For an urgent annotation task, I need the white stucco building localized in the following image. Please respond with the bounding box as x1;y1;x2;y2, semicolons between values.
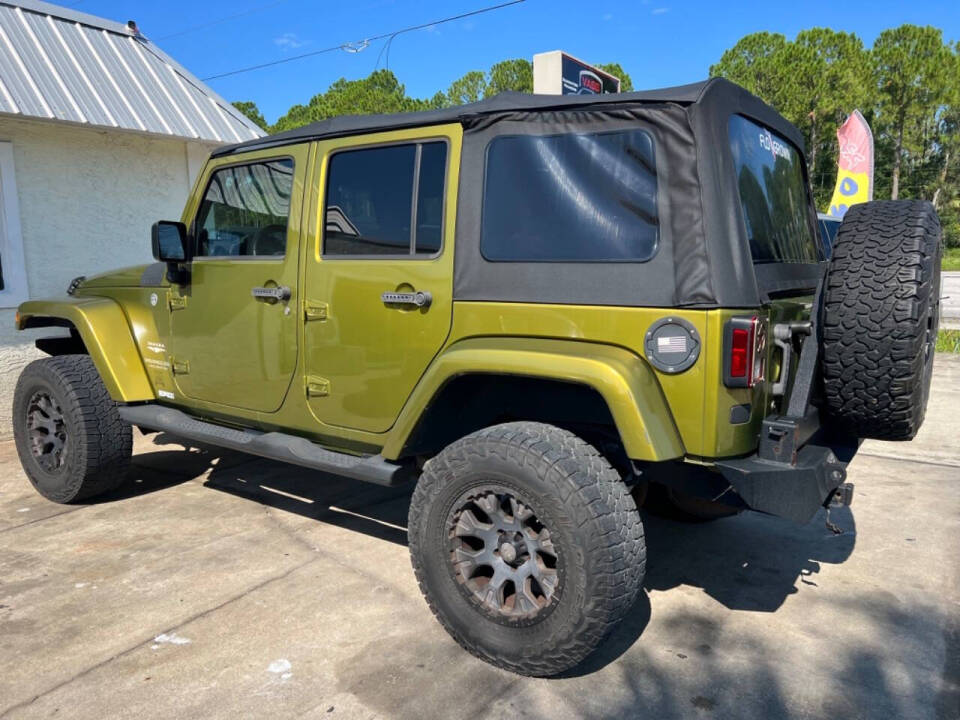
0;0;265;436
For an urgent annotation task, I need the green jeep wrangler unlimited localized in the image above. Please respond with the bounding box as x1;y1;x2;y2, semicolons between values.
13;79;941;677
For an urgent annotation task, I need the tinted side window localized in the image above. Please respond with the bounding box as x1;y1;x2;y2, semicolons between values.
196;159;293;257
728;115;819;264
415;143;446;255
324;141;447;257
481;130;658;262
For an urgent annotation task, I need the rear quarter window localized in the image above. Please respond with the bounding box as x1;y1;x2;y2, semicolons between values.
729;115;819;264
480;129;659;262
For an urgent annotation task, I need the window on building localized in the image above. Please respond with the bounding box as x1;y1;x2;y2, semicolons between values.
324;141;448;257
195;159;294;257
0;142;28;308
480;129;659;262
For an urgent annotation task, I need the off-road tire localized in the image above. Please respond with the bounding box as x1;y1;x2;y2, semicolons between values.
13;355;132;503
408;422;645;677
821;200;942;440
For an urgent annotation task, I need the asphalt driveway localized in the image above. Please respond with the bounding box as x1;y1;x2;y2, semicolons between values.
1;357;958;720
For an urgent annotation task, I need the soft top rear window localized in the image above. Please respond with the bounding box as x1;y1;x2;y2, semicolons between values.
729;115;819;264
480;129;658;262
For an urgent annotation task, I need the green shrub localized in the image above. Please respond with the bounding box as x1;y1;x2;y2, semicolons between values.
936;329;960;353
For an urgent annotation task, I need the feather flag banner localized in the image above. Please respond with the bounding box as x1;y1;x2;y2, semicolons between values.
827;110;874;218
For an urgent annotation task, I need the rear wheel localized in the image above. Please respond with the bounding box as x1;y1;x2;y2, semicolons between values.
821;200;942;440
408;422;645;676
13;355;132;503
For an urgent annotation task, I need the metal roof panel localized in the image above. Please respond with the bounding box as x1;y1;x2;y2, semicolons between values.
0;20;48;116
28;14;106;125
0;0;265;142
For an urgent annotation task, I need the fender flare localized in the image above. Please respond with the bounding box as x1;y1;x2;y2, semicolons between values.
17;298;154;402
382;337;685;462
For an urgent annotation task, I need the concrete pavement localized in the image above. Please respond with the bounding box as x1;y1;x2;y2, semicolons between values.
942;271;960;330
1;357;958;719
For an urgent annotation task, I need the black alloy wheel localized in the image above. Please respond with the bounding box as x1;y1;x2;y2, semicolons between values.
448;486;561;625
25;391;68;473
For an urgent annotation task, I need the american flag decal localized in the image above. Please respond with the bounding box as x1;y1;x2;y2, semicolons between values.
657;336;687;353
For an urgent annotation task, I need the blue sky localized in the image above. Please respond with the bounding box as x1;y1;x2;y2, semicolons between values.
66;0;960;124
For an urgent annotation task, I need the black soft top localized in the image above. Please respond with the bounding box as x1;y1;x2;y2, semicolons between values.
212;78;802;158
212;77;819;308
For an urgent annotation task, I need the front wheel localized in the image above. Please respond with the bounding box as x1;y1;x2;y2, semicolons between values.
408;422;645;676
13;355;132;503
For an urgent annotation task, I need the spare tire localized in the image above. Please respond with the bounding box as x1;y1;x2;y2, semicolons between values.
821;200;942;440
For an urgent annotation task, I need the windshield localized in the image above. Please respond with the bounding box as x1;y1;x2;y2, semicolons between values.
728;115;819;264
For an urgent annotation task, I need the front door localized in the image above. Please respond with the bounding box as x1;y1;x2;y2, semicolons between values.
170;146;309;413
304;127;460;433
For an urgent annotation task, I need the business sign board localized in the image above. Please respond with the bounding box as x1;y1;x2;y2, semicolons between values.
533;51;621;96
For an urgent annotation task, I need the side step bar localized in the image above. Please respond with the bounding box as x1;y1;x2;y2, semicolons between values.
118;405;415;487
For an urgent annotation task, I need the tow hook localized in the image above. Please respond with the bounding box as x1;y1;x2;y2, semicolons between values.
827;482;855;508
823;482;855;535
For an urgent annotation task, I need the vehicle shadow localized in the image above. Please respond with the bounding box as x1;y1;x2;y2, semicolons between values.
566;504;857;676
88;433;237;503
643;504;857;611
135;432;414;545
118;434;858;677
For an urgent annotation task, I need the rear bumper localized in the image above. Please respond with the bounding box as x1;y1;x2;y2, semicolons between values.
713;279;863;524
715;428;858;524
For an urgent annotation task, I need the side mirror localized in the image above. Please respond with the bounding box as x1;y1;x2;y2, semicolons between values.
151;221;188;262
151;221;189;284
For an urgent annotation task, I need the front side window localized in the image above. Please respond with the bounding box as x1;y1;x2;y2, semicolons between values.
195;159;294;257
480;129;659;262
728;115;819;264
324;141;448;257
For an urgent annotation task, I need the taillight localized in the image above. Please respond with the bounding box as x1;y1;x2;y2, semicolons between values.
730;327;750;379
724;316;765;388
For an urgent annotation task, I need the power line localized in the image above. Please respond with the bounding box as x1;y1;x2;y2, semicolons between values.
156;0;290;41
200;0;525;81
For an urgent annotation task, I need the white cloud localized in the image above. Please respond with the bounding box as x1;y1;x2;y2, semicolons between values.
602;12;613;20
652;7;670;14
274;32;307;50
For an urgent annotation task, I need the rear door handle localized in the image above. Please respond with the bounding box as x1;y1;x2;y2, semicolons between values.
382;290;432;308
252;286;291;302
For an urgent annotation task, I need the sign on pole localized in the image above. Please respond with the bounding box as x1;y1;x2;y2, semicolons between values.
533;51;621;95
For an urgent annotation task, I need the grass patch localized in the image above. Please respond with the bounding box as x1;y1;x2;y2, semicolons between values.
944;247;960;271
937;329;960;353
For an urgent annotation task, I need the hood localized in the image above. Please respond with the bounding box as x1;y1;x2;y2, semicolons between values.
75;263;167;290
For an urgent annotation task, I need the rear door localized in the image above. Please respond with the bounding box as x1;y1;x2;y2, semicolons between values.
303;126;460;433
170;146;309;412
727;114;822;409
